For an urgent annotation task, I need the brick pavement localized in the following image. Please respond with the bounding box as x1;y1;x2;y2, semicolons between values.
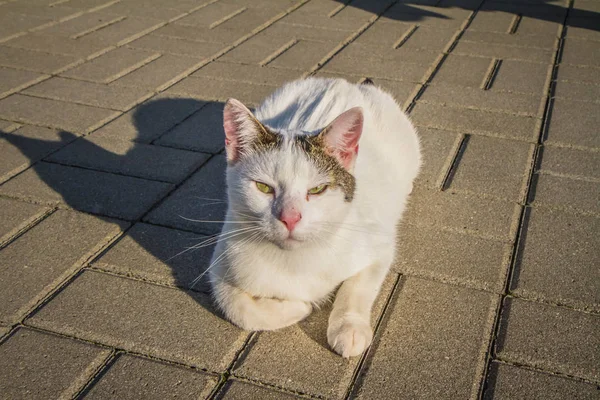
0;0;598;399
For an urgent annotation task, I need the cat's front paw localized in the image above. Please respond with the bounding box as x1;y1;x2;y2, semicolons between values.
327;315;373;358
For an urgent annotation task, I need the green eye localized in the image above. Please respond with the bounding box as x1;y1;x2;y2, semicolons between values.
308;184;328;195
256;182;274;194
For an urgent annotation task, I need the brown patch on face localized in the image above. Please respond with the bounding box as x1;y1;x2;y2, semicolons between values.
249;118;282;152
295;132;356;202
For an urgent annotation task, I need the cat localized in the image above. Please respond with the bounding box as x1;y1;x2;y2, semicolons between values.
207;77;421;357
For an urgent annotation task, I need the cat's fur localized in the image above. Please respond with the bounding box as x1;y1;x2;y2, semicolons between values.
208;77;421;357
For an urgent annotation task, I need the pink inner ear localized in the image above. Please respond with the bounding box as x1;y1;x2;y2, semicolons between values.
322;107;363;169
223;98;252;163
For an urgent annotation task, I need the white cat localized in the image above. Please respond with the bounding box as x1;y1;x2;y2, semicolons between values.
208;77;421;357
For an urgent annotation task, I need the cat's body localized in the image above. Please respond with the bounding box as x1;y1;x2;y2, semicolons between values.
209;78;420;357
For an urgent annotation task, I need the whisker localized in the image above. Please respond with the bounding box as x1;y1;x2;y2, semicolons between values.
166;226;260;261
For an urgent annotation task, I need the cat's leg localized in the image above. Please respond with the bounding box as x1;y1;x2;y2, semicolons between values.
211;276;312;331
327;256;390;358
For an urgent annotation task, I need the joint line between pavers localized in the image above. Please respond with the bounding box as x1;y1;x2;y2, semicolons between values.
328;1;349;18
259;39;299;67
227;369;327;400
493;357;600;386
480;58;502;91
437;133;468;191
0;206;56;251
209;7;248;30
71;16;128;39
507;14;522;35
60;348;116;400
392;25;418;49
475;1;574;397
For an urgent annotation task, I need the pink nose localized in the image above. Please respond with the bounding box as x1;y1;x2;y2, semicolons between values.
279;209;302;232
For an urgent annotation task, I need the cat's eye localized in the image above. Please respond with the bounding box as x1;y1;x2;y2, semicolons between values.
308;184;328;195
255;182;274;194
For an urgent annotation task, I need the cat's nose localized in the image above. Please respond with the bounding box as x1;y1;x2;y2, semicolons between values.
279;209;302;232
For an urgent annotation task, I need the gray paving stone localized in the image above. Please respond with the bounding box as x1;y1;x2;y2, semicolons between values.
556;64;600;85
192;61;302;86
34;11;125;38
264;21;352;43
216;380;302;399
355;21;456;52
0;125;77;182
0;46;80;74
232;274;397;399
554;79;600;103
430;54;492;87
413;127;460;187
0;12;53;42
0;162;172;220
145;155;227;234
60;47;160;83
539;145;599;180
0;209;125;324
410;102;540;142
460;31;557;49
468;11;562;36
373;79;420;109
545;98;600;149
497;298;599;381
167;76;276;107
561;38;600;66
0;94;118;133
480;0;567;16
110;54;205;90
154;102;225;153
0;67;48;98
383;3;472;28
92;94;205;143
46;136;209;183
84;354;217;400
4;33;110;58
395;223;511;292
0;2;80;20
0;327;110;400
484;362;600;400
419;84;544;117
267;40;340;71
100;1;186;20
152;22;244;44
127;34;226;57
23;77;152;111
448;136;533;201
565;18;600;41
529;172;600;214
335;43;441;67
322;53;431;83
27;270;248;371
452;41;554;63
0;197;48;245
355;278;494;400
281;2;371;31
403;185;520;241
93;222;213;293
219;32;299;65
175;1;249;27
78;16;164;46
512;207;599;312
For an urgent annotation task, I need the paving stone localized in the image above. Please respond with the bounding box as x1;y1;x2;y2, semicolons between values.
483;362;600;400
60;47;160;83
84;354;217;400
27;270;248;371
34;11;125;38
47;136;209;183
0;327;110;400
496;298;599;381
565;18;600;41
232;274;396;399
413;127;460;187
355;278;494;400
127;34;226;57
539;145;599;179
92;94;205;143
0;67;48;98
374;79;420;108
264;21;352;43
0;2;80;20
460;31;557;49
0;125;77;182
512;208;599;312
335;43;441;67
281;3;371;31
219;32;299;65
176;1;248;27
152;22;244;44
155;102;225;153
267;40;340;71
0;46;80;74
79;16;164;45
545;98;600;149
145;155;227;234
419;84;544;117
383;3;472;28
529;172;600;214
100;2;186;20
561;38;600;66
0;209;125;324
448;136;533;200
93;222;214;292
111;54;205;90
410;102;540;142
395;223;511;292
355;21;456;52
23;77;152;111
167;77;276;107
216;380;302;399
430;54;492;87
553;79;600;103
403;185;520;241
0;12;54;42
0;162;172;220
192;61;301;86
0;94;118;133
468;11;562;36
480;0;568;16
0;197;48;244
452;41;554;63
3;33;110;58
556;64;600;84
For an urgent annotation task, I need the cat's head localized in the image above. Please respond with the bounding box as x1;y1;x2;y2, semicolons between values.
222;98;363;250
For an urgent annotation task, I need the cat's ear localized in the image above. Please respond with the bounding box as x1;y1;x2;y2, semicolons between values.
319;107;363;170
223;98;260;163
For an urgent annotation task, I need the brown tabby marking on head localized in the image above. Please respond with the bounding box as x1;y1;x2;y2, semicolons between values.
250;118;282;152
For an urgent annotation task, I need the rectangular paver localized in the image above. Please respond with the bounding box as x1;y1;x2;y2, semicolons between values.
27;270;248;371
0;197;48;245
192;61;302;87
216;380;302;399
544;98;600;148
0;209;125;324
0;46;80;74
127;34;225;57
529;173;600;214
413;127;460;188
0;67;48;98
